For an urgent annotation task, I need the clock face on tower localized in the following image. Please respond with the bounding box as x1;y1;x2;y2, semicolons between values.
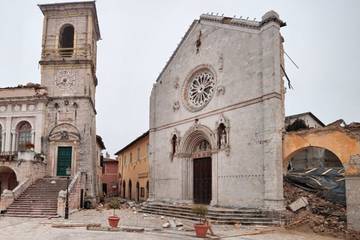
55;70;76;89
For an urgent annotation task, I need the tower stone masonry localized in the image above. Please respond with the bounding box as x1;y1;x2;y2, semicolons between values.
39;2;101;203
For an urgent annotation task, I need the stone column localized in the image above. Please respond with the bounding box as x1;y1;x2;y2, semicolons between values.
346;175;360;231
11;132;16;152
4;117;12;152
210;153;218;206
1;132;5;152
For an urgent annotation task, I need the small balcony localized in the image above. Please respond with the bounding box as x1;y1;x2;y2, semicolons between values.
41;47;92;60
0;152;17;162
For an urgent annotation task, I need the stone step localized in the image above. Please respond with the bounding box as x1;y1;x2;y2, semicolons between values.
140;207;267;218
141;205;268;217
140;209;280;225
4;213;58;218
4;177;68;218
140;208;275;222
7;206;57;210
5;210;57;215
144;203;264;213
140;203;283;226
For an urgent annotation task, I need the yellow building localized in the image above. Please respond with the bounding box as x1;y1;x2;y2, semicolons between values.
115;131;149;202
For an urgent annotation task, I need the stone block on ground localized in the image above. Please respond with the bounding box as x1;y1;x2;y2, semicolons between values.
288;197;308;212
169;219;176;228
162;222;170;228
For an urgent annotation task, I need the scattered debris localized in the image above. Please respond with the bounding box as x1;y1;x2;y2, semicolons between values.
234;223;241;229
169;219;177;228
284;181;360;239
162;222;170;228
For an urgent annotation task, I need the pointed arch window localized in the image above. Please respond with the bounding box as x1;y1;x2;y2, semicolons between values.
171;135;177;157
16;121;32;151
59;24;75;57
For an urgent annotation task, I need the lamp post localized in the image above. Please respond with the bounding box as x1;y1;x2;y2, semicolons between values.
65;167;71;219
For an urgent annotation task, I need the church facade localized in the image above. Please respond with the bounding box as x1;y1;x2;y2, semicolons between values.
0;2;101;205
149;11;286;210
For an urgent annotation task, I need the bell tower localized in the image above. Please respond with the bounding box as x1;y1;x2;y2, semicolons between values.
38;1;101;204
39;1;100;99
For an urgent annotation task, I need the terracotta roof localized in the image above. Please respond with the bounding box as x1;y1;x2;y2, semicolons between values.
286;112;325;127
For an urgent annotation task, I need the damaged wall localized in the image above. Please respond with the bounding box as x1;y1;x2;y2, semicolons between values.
283;126;360;231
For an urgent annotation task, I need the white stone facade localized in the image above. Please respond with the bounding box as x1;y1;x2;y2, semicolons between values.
149;11;286;210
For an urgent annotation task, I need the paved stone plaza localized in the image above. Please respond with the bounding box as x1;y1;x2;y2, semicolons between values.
0;209;340;240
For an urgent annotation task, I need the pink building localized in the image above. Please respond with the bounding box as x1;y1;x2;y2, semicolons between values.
101;158;119;197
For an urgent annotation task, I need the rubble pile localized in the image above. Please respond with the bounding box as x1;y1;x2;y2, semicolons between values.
284;182;359;239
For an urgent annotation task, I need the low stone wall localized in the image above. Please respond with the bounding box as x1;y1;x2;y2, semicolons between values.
57;172;86;216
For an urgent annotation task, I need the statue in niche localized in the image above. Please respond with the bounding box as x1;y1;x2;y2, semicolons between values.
217;123;227;148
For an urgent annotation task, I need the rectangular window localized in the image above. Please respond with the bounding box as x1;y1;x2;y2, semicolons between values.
137;147;140;161
147;143;150;159
140;187;145;198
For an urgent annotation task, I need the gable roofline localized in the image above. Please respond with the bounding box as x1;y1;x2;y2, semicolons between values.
286;112;325;127
154;12;285;84
115;131;149;156
155;20;198;83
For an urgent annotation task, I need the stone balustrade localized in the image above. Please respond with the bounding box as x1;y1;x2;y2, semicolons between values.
57;171;86;217
0;178;31;211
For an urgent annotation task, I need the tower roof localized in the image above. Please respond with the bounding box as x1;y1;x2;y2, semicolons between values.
38;1;101;40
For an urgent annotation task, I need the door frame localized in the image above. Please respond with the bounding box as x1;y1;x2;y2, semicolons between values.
56;146;73;176
52;143;77;177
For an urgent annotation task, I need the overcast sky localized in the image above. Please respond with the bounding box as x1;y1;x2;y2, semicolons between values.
0;0;359;155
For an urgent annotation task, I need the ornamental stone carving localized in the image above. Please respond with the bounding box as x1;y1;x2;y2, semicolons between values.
55;70;76;89
215;114;230;154
48;123;80;142
173;101;180;112
216;85;225;96
182;67;216;112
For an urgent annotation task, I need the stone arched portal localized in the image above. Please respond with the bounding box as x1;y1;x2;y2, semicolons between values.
176;124;217;205
283;126;360;231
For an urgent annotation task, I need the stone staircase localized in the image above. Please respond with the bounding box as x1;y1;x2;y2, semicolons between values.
4;177;68;218
140;202;284;225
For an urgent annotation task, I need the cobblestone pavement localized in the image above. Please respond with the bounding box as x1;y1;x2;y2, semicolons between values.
0;209;340;240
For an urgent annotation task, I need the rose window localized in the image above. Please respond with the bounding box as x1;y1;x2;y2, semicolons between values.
185;70;215;111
